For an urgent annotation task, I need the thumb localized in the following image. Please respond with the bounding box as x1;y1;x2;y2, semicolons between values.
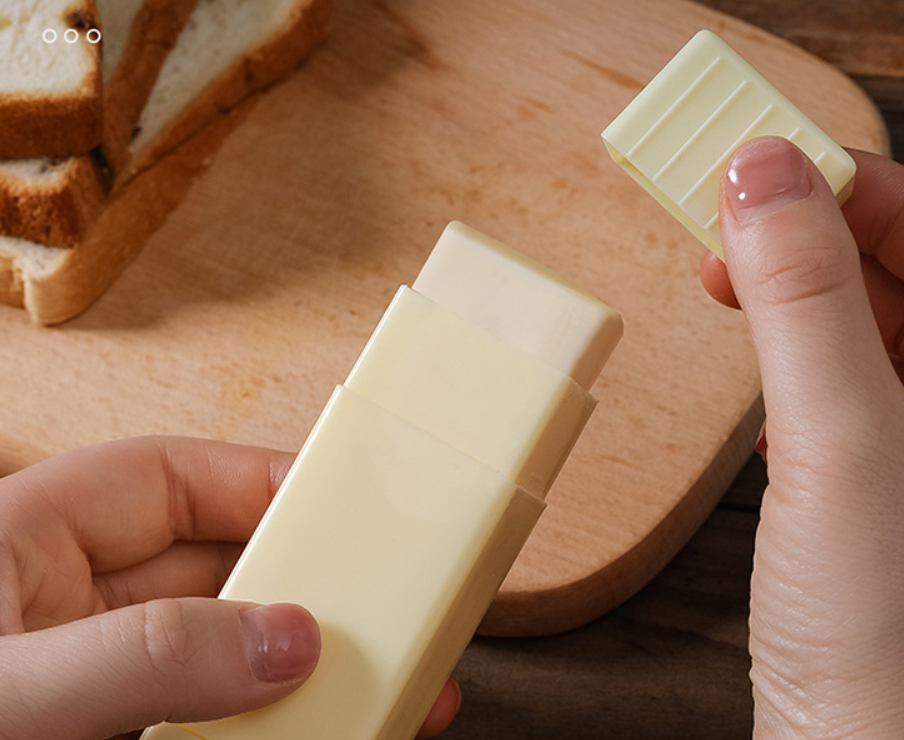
0;599;320;740
719;137;897;459
722;139;904;739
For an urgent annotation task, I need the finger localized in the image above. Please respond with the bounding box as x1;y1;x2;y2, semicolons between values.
861;252;904;356
705;151;904;332
843;150;904;356
719;137;900;450
843;148;904;272
2;436;295;572
0;599;320;740
94;541;245;610
727;140;904;738
754;419;768;463
699;249;740;308
12;540;248;633
416;677;462;738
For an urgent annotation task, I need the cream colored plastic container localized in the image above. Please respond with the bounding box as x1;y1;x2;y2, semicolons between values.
602;30;856;258
141;222;622;740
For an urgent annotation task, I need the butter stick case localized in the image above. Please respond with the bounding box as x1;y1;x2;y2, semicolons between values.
141;222;622;740
602;30;856;258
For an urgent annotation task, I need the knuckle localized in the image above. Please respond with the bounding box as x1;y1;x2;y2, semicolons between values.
753;240;850;308
137;599;197;679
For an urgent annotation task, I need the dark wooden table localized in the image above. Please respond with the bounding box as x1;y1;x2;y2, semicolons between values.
446;451;765;739
445;4;903;736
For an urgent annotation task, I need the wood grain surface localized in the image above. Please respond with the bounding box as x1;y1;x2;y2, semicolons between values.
694;0;904;78
444;454;768;739
0;0;888;636
445;7;903;737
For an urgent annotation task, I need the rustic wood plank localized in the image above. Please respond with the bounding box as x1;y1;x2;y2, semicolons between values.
446;502;758;738
694;0;904;78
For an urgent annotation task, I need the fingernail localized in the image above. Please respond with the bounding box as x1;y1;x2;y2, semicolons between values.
240;603;321;683
725;138;811;222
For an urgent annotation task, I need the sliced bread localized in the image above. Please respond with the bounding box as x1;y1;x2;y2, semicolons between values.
0;0;102;157
0;0;198;248
98;0;200;172
0;110;237;319
124;0;334;180
0;0;332;324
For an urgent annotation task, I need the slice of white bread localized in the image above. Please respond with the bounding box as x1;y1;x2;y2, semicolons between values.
123;0;333;180
99;0;201;171
0;0;102;157
0;109;239;317
0;0;198;248
0;0;332;324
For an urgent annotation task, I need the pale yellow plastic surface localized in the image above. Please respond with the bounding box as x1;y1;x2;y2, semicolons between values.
146;388;544;740
413;222;623;390
601;30;856;258
141;222;622;740
346;287;596;497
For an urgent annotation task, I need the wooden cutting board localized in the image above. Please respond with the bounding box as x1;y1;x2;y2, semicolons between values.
0;0;887;636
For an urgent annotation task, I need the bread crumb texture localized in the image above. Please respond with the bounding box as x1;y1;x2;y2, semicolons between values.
0;0;98;94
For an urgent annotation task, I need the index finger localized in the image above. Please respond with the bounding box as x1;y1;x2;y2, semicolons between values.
843;148;904;274
0;436;294;572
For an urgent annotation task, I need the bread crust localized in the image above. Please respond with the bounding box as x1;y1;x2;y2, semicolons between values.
0;0;333;324
0;250;24;306
0;1;103;158
123;0;333;182
0;156;107;248
0;0;198;247
102;0;201;173
0;103;248;322
0;94;103;158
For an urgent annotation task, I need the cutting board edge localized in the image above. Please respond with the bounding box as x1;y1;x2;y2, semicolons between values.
479;391;765;637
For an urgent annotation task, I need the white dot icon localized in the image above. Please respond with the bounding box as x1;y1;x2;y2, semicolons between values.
42;26;102;43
